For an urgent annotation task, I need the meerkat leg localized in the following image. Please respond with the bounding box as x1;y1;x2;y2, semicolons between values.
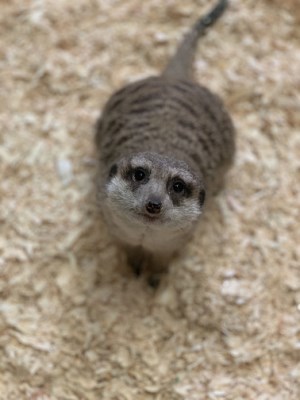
145;253;172;288
125;246;147;277
125;247;171;287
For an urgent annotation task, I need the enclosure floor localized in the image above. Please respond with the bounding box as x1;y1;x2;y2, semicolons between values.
1;0;299;399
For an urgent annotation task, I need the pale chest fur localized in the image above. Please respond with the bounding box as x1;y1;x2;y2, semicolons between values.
102;202;191;255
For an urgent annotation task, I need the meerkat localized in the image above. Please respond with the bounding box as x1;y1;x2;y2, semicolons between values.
95;0;235;286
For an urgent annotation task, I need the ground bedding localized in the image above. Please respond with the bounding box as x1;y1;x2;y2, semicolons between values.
0;0;299;399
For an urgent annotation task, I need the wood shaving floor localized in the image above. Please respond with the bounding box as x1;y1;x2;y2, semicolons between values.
0;0;299;399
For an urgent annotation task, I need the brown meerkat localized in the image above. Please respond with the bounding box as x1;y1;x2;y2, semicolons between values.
95;0;235;286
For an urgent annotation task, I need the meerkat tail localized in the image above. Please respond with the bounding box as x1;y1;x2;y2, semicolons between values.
162;0;228;81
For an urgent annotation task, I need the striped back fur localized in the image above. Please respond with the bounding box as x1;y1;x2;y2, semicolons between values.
96;75;234;193
96;0;234;194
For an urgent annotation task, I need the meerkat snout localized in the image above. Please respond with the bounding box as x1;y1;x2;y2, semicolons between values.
145;198;162;215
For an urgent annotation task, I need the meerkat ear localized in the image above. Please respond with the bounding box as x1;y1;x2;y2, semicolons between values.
108;164;118;178
199;188;206;207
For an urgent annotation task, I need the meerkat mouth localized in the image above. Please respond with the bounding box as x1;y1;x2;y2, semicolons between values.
138;212;162;223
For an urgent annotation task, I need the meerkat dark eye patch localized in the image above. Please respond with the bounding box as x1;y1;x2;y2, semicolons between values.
133;168;146;182
123;166;150;186
199;188;206;207
168;177;192;206
168;177;192;196
108;164;118;178
172;180;186;194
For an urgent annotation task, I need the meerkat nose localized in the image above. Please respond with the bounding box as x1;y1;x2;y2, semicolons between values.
146;200;162;215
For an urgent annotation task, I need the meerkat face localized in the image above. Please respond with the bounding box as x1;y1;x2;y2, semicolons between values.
104;152;205;232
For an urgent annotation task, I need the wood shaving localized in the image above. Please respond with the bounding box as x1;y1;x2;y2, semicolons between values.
0;0;299;399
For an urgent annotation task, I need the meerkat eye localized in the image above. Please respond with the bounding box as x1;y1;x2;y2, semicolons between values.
133;168;146;182
172;180;186;194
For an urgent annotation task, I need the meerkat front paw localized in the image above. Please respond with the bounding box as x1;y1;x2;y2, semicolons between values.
125;246;147;277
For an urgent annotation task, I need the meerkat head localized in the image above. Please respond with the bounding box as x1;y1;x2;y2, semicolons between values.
104;152;205;231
